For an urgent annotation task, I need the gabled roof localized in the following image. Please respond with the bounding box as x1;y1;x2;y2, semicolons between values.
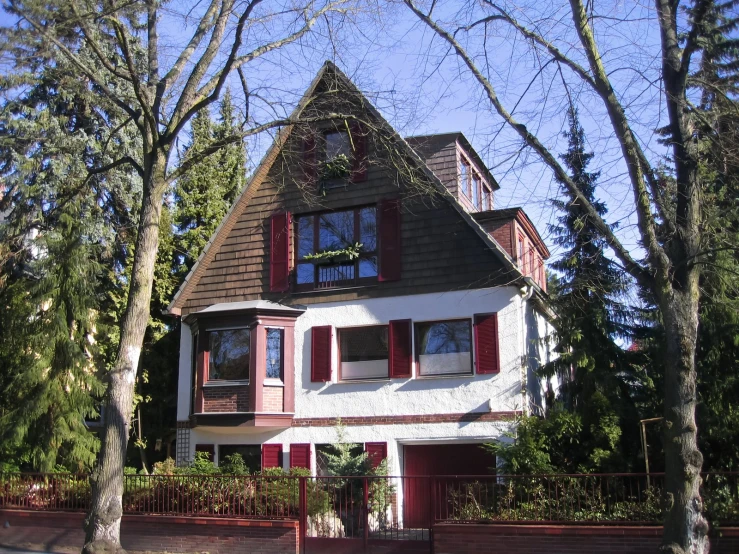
166;61;544;316
406;133;500;191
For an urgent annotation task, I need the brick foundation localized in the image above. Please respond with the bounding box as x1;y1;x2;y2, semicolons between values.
0;510;298;554
433;523;739;554
202;385;249;412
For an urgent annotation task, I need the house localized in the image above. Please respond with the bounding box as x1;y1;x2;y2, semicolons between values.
166;63;554;519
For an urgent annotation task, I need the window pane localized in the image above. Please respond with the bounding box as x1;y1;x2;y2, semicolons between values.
219;445;261;473
359;207;376;251
266;328;283;379
297;263;314;285
325;131;351;160
459;161;469;196
209;329;250;380
359;257;378;278
472;174;481;209
340;326;388;380
297;215;315;259
483;189;491;210
319;211;355;251
416;320;472;376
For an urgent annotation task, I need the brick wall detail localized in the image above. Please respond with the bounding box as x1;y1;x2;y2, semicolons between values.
433;524;739;554
0;510;298;554
263;385;284;412
202;385;249;413
292;411;519;427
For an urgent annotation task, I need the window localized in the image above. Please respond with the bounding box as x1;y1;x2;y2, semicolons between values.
529;249;535;277
266;328;283;380
472;173;481;210
518;235;525;267
325;131;351;161
483;188;492;210
339;325;389;380
219;445;261;472
208;329;250;381
295;206;377;290
459;159;470;197
415;319;473;376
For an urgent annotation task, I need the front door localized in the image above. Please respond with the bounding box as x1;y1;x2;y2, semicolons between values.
402;443;495;528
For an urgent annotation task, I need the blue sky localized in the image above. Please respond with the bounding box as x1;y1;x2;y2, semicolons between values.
1;0;672;272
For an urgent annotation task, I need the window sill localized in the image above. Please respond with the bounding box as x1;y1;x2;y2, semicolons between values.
203;380;250;387
335;378;391;384
293;284;378;295
264;379;285;387
415;373;475;380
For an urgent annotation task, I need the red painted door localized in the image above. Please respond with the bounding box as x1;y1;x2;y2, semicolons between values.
403;444;495;528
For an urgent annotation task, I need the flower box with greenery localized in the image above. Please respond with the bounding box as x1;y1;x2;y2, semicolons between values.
303;242;363;265
318;153;352;194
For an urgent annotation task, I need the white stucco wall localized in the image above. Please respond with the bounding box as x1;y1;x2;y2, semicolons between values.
176;286;555;471
291;287;525;418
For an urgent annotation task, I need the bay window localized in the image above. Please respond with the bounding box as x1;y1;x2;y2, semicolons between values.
266;328;283;380
415;319;473;376
208;328;250;381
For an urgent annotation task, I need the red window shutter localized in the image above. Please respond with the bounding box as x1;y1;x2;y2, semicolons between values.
350;121;367;182
195;444;215;462
365;442;387;469
310;326;332;382
270;212;291;292
303;133;317;187
389;319;412;378
262;444;283;469
378;199;401;282
474;313;500;374
290;444;311;469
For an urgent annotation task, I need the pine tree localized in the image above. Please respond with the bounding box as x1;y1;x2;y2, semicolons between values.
538;106;647;471
172;90;247;279
0;48;141;472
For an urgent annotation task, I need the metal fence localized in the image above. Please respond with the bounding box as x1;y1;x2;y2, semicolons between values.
1;472;737;528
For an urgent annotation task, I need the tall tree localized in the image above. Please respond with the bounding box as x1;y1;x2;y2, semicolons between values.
172;90;247;279
2;1;347;549
0;46;141;472
542;106;646;471
403;0;737;550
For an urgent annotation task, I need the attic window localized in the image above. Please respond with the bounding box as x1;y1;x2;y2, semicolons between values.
325;131;351;161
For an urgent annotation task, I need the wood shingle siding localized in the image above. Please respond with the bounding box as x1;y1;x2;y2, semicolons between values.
172;63;521;316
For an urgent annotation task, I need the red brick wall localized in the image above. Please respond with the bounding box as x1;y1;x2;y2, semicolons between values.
0;510;298;554
433;523;739;554
263;385;284;412
203;385;249;412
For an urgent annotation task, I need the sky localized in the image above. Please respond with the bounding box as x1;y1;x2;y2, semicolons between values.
0;0;675;274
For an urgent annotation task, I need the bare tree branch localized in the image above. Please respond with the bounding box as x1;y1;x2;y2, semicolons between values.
404;0;653;288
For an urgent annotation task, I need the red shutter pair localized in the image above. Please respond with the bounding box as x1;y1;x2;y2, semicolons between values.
310;320;412;382
302;124;368;186
270;200;401;293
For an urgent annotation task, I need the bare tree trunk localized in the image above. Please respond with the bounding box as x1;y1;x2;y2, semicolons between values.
83;151;168;554
659;286;709;554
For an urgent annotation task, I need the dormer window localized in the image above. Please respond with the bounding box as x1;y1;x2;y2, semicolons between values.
472;173;481;210
459;160;470;197
295;206;378;290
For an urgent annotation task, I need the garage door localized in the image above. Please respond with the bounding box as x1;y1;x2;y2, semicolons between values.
403;443;496;528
